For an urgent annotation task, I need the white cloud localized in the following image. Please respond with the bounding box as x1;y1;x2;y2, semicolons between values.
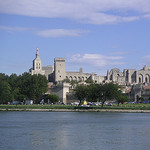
68;53;124;68
36;29;89;37
0;0;150;24
0;26;31;32
144;14;150;18
0;25;88;37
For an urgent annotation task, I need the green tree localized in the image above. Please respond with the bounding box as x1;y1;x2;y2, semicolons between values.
139;97;144;103
98;82;119;108
45;94;59;104
0;73;9;81
8;73;21;101
85;79;94;84
74;84;87;104
0;80;12;104
19;73;48;101
115;91;130;106
86;84;99;102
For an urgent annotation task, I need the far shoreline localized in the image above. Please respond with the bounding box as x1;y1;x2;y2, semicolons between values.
1;108;150;113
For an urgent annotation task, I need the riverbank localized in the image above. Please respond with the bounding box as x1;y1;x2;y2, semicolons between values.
1;104;150;113
1;108;150;113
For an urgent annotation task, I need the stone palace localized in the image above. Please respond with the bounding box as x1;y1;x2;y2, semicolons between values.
30;48;150;85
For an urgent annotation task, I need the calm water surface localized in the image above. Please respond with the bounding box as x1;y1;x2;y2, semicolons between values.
0;111;150;150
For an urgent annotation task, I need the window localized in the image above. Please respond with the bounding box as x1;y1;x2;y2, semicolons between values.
145;77;148;83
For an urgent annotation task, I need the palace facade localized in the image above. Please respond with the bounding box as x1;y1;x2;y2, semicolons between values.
30;48;150;85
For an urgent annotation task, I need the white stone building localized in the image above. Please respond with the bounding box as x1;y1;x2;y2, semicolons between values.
30;48;150;85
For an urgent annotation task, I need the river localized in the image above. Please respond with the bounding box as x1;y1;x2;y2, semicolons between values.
0;111;150;150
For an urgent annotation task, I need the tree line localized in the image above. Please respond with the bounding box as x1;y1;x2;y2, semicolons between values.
0;73;48;104
74;82;130;107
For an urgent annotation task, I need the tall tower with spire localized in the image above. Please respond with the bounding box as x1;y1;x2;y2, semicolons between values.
30;48;45;75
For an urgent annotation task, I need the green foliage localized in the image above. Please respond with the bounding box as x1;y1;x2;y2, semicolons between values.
19;73;48;100
74;82;121;107
74;84;88;104
85;79;94;84
45;94;59;103
0;72;48;103
70;80;78;87
98;83;120;107
62;78;70;83
139;97;145;103
115;92;130;105
86;84;99;102
0;80;13;104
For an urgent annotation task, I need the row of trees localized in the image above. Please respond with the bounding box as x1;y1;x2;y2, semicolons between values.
74;82;130;107
0;73;48;104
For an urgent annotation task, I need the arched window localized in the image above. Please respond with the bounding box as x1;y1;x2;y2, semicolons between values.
74;76;77;81
145;77;148;83
139;74;143;83
145;74;150;83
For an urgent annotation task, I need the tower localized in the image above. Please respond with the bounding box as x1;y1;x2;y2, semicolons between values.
33;48;42;71
54;58;65;82
30;48;45;75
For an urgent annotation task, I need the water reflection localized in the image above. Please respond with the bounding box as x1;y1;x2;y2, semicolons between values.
0;112;150;150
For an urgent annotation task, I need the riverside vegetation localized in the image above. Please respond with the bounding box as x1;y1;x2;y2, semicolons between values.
1;73;149;111
1;103;150;110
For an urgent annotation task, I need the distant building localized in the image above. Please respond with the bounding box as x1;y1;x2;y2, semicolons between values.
125;84;150;102
30;48;150;85
29;48;150;103
106;66;150;85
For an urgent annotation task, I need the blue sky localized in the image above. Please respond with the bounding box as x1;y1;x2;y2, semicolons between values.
0;0;150;76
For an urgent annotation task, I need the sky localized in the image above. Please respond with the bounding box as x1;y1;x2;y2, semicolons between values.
0;0;150;76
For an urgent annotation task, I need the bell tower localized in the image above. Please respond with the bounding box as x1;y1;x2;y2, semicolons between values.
33;48;42;71
30;48;45;75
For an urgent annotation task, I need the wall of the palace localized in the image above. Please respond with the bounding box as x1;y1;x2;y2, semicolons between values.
129;84;150;102
65;71;91;82
107;67;150;85
49;83;70;104
136;70;150;84
42;66;53;80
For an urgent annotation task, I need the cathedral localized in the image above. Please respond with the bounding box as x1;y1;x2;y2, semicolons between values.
30;48;150;85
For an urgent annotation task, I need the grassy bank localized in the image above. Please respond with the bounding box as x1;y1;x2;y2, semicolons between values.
1;103;150;110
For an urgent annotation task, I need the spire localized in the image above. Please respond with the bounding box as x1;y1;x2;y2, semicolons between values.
36;48;39;58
